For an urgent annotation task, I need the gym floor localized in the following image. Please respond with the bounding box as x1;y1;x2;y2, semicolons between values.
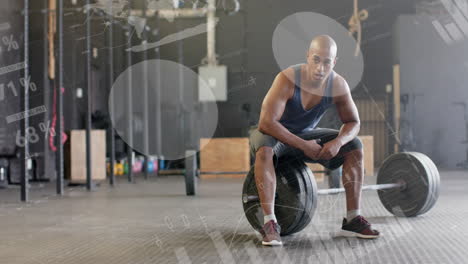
1;171;467;264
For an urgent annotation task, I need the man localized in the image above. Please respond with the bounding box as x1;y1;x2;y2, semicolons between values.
250;35;380;246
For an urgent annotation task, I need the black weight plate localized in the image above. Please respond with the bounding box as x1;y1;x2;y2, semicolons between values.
285;162;310;234
288;162;318;234
275;160;308;234
377;152;439;217
412;152;440;215
185;150;197;196
242;159;309;236
377;152;428;216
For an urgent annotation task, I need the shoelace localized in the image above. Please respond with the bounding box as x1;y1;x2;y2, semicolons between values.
264;222;280;235
357;217;371;228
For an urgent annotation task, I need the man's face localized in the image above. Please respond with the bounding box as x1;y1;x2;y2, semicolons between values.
306;48;336;82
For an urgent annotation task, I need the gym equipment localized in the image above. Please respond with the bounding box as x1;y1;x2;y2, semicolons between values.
376;152;439;217
132;157;144;173
185;150;197;196
242;152;440;236
181;148;341;198
159;158;166;170
150;157;159;174
107;8;116;186
242;159;317;235
115;162;124;176
146;159;155;173
123;160;129;175
0;158;9;188
107;159;118;175
160;169;248;176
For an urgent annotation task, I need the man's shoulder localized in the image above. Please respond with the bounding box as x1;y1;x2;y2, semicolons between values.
331;71;350;97
279;67;294;80
331;71;345;85
274;67;295;87
277;64;304;84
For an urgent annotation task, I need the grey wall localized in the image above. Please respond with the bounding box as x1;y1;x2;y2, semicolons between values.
394;15;468;168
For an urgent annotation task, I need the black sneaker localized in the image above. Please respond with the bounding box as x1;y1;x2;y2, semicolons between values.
339;215;380;239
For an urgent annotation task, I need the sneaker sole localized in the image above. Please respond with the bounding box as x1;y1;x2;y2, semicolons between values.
262;240;283;246
339;230;380;239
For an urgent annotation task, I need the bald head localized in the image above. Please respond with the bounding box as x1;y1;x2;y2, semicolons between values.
309;35;337;58
305;35;337;82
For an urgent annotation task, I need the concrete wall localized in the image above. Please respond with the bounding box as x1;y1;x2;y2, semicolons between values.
394;15;468;168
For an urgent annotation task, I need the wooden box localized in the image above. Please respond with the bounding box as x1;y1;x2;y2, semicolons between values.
359;135;374;177
66;130;106;183
200;138;250;179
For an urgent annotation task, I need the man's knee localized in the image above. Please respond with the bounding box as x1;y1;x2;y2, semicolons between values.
344;148;364;163
256;146;274;162
349;137;363;150
341;137;363;155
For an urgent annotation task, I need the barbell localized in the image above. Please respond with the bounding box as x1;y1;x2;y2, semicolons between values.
183;151;354;196
242;152;440;236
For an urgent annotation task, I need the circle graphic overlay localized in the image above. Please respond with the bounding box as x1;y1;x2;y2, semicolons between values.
272;12;364;94
109;59;219;160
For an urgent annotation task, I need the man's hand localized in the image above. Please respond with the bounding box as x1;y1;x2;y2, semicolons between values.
302;139;323;160
317;139;342;160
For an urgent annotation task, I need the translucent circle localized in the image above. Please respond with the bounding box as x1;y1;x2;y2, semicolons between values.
272;12;364;93
109;59;219;160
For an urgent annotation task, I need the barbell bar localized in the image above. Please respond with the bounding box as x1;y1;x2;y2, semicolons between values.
242;182;404;203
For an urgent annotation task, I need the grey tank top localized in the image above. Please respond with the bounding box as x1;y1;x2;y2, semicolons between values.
279;64;334;133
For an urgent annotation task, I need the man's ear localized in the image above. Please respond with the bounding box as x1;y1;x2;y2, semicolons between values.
333;56;338;66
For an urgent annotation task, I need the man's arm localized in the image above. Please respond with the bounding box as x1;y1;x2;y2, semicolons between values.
332;76;361;147
317;75;360;160
258;70;309;151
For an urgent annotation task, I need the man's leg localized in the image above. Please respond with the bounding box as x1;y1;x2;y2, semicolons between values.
342;149;364;216
254;146;282;246
254;146;276;217
295;128;379;238
339;147;380;238
249;128;282;246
